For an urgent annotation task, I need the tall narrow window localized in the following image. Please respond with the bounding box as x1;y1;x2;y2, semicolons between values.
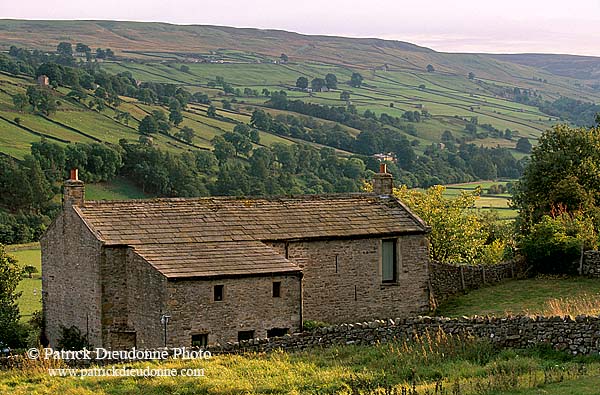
382;239;397;283
273;281;281;298
214;284;224;301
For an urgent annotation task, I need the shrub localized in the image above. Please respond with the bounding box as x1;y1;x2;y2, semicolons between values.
520;211;597;274
57;325;91;350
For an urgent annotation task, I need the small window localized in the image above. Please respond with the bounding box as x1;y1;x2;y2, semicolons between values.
238;330;255;342
191;334;208;347
382;239;397;283
267;328;289;338
273;281;281;298
214;284;224;301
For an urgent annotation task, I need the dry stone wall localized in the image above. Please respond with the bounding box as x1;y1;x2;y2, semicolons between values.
582;251;600;277
428;259;528;306
213;315;600;356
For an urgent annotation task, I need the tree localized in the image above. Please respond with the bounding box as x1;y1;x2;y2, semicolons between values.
262;88;270;97
169;109;184;126
296;76;309;90
513;124;600;222
426;64;435;72
95;48;106;59
57;42;73;57
516;137;532;153
0;245;22;347
325;73;338;89
280;53;288;63
12;93;28;112
211;135;235;164
340;91;351;102
22;265;38;279
350;72;363;88
224;131;253;157
138;115;158;135
394;185;504;264
468;72;475;80
207;105;217;118
75;43;90;53
175;126;195;144
311;78;325;92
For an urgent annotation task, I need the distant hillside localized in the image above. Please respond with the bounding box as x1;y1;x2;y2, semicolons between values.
489;53;600;83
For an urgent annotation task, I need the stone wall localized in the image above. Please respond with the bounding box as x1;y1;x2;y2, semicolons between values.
166;274;302;347
213;315;600;356
582;251;600;277
41;207;104;347
428;259;528;307
267;235;430;325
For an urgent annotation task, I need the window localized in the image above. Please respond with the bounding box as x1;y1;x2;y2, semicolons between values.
267;328;289;338
382;239;397;283
238;330;255;342
273;281;281;298
214;284;224;301
191;334;208;347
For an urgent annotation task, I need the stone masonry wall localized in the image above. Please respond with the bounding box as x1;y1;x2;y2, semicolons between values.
267;235;430;325
428;259;528;307
41;208;103;347
100;248;168;349
214;315;600;356
582;251;600;277
166;274;302;346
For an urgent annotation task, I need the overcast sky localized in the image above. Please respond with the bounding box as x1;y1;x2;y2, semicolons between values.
2;0;600;56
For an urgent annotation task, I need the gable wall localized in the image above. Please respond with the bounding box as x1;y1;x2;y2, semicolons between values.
42;208;103;347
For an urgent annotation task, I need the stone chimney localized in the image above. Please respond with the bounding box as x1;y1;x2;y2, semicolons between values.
63;168;85;208
373;163;393;195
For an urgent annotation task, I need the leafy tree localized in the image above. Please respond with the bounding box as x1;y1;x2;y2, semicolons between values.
296;76;308;90
280;53;288;63
520;212;597;274
262;88;270;97
250;109;272;130
12;93;28;112
207;105;217;118
211;135;235;164
426;64;435;72
22;265;38;279
350;72;363;88
325;73;338;89
311;78;325;92
169;109;184;126
0;245;22;348
138;115;158;135
468;72;475;80
56;42;73;57
75;43;90;53
95;48;106;59
175;126;195;144
223;131;253;157
26;86;57;116
516;137;532;153
340;91;351;102
513;124;600;222
394;185;505;264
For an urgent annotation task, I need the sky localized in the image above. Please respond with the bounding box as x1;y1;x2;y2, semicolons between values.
2;0;600;56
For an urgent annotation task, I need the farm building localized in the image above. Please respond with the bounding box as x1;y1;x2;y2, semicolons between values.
41;166;431;348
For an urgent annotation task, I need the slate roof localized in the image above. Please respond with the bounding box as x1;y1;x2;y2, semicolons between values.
132;241;301;279
73;193;428;278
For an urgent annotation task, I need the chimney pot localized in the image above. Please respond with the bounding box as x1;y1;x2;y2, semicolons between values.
63;169;85;208
373;164;393;195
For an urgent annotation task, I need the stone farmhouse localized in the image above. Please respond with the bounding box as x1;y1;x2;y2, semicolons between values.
42;166;431;348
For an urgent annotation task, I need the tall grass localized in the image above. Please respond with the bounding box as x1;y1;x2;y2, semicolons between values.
529;293;600;318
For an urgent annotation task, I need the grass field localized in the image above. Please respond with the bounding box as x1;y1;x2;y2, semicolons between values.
85;178;150;200
6;244;42;321
436;276;600;318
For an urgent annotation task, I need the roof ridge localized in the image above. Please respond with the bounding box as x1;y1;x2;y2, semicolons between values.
83;192;379;205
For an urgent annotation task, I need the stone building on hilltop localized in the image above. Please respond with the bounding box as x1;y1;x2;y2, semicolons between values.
42;166;431;348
